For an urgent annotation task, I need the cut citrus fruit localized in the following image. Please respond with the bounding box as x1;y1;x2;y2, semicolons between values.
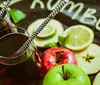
27;19;64;47
63;25;94;51
36;25;56;38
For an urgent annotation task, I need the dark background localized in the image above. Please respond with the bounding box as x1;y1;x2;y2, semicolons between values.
0;0;100;29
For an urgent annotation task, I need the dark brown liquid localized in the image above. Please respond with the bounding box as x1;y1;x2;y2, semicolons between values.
0;33;28;57
0;33;39;85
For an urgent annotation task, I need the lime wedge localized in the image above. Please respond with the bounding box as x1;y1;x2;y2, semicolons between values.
37;25;56;38
9;8;26;23
63;25;94;51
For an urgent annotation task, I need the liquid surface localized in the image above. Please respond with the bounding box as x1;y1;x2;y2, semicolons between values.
0;33;28;57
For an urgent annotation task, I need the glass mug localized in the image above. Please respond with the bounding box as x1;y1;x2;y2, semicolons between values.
0;27;39;85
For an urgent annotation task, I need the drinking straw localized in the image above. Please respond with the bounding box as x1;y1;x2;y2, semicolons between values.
0;0;11;19
13;0;69;55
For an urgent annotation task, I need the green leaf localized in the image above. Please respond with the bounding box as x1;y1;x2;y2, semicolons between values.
9;8;26;23
58;35;69;47
44;43;58;48
58;36;65;47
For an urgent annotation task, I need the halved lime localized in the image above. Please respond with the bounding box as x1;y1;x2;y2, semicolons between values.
36;25;56;38
27;19;64;47
27;19;56;39
63;25;94;51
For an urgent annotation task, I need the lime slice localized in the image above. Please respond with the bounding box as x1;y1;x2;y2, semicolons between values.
27;19;64;47
36;25;56;38
63;25;94;51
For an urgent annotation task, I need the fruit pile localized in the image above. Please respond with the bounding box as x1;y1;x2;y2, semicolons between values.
27;18;100;85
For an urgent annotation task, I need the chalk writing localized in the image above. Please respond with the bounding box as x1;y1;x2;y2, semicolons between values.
47;0;61;10
30;0;44;9
61;1;84;19
30;0;100;30
80;8;97;25
96;18;100;30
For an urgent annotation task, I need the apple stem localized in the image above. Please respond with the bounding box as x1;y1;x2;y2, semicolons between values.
62;65;67;80
56;51;63;63
56;52;60;63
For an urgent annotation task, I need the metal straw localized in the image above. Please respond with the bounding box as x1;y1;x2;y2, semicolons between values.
13;0;69;55
0;0;11;19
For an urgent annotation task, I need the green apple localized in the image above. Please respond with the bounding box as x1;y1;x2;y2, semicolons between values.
93;72;100;85
43;64;91;85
